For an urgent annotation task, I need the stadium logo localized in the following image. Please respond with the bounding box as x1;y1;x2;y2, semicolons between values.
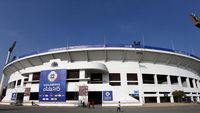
48;71;57;82
105;92;111;97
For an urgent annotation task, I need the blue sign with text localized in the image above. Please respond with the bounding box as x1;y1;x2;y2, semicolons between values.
39;70;67;102
103;91;113;101
11;93;17;100
133;90;139;97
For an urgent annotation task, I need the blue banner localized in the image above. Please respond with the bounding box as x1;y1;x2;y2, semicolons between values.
133;90;139;97
103;91;113;101
39;70;66;102
11;93;17;100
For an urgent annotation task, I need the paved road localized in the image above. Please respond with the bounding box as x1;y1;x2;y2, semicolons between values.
0;104;200;113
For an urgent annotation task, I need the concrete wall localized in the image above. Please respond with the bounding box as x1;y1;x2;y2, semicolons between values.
2;59;200;106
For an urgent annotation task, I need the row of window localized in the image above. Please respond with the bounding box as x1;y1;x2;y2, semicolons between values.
109;73;138;86
142;74;200;88
140;96;200;103
143;92;200;95
8;70;200;88
8;78;28;89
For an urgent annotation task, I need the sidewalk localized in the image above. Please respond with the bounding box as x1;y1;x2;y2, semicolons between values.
143;103;199;108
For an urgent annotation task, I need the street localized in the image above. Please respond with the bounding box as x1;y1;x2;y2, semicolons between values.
0;104;199;113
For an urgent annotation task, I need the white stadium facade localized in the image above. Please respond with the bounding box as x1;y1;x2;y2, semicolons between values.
1;44;200;106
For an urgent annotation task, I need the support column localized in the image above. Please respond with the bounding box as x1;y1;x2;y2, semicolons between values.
170;96;174;103
191;95;194;102
195;80;199;88
198;80;200;89
137;63;144;104
197;96;200;102
167;75;171;85
121;72;127;87
155;75;160;103
186;77;190;88
178;76;182;87
192;79;197;88
154;74;158;85
79;70;85;80
157;95;160;103
78;70;88;104
23;73;32;102
28;74;33;82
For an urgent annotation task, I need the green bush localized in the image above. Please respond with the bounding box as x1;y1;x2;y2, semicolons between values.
172;90;185;103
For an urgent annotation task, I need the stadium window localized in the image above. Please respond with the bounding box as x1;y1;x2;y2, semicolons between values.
89;73;103;84
109;73;121;86
144;97;157;103
195;79;198;88
23;78;28;86
30;92;39;100
127;82;138;85
192;92;197;94
142;74;155;84
157;75;168;84
66;92;78;100
7;82;12;89
181;77;187;87
144;92;156;94
189;78;194;88
32;72;40;81
8;81;16;88
127;73;138;85
13;81;16;88
109;73;120;81
170;75;178;85
67;70;79;82
17;79;21;86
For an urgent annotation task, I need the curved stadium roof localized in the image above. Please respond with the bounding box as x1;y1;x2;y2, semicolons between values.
3;44;200;76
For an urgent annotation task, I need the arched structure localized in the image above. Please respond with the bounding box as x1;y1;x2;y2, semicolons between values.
1;44;200;106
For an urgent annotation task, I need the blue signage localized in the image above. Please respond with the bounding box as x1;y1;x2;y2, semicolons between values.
133;90;139;97
103;91;113;101
11;93;17;100
39;70;67;102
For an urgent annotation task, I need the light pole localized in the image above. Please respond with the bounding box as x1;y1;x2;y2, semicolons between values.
0;41;16;101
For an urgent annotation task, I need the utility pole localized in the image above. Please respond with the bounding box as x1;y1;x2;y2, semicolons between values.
0;41;16;101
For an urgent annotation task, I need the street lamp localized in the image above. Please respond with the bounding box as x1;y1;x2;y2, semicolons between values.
190;13;200;29
0;41;16;101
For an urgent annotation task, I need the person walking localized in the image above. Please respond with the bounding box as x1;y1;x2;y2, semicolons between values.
31;101;34;106
91;100;95;108
88;100;91;108
82;101;86;107
116;101;121;112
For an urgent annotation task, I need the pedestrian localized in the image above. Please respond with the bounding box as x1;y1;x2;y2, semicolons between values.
117;101;121;112
91;100;95;108
31;101;34;106
83;101;86;107
88;100;91;108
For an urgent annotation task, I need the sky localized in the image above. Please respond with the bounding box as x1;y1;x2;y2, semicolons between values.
0;0;200;76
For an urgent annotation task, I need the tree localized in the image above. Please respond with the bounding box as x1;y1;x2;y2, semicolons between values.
172;90;185;103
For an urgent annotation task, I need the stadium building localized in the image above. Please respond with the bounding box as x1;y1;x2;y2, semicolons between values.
1;44;200;106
